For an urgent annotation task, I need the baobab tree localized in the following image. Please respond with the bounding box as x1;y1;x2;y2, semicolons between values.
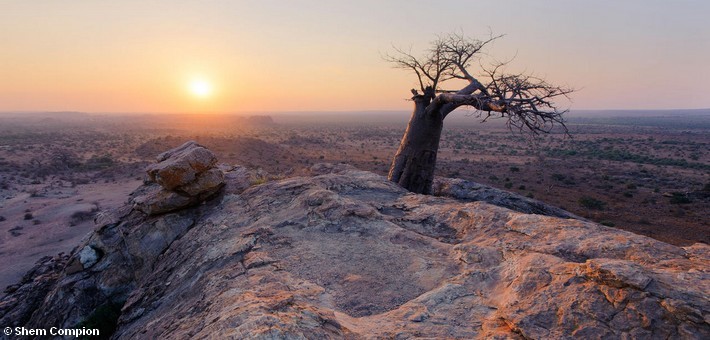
386;32;573;194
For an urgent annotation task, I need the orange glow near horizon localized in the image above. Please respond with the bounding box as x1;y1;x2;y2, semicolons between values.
1;2;709;113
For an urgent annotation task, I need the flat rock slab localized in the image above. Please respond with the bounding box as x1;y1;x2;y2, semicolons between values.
2;167;709;339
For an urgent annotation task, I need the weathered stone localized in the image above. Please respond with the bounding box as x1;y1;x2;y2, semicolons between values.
0;255;69;327
132;186;197;215
146;141;218;190
2;166;708;339
581;259;653;290
177;168;224;196
243;251;276;269
433;177;582;219
64;258;83;275
223;165;255;194
78;246;99;269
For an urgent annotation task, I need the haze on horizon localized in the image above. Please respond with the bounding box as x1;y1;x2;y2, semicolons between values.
1;0;709;114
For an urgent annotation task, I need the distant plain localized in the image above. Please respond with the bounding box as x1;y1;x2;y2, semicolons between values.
0;109;708;291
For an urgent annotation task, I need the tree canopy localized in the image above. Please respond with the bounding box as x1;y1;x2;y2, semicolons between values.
385;32;573;133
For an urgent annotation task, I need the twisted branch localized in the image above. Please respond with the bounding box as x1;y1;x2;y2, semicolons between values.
386;32;574;135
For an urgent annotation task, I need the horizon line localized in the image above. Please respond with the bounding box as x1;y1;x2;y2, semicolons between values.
2;107;710;116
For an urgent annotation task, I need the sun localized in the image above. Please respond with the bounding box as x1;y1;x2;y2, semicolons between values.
188;79;212;98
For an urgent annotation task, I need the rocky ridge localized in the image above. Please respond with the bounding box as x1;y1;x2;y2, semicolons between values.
1;142;708;339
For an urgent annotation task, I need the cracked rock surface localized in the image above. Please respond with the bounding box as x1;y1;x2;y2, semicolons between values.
1;158;708;338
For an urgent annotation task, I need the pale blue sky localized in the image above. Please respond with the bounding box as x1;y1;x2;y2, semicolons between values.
1;0;708;112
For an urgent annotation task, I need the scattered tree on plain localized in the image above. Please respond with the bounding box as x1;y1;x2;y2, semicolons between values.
386;32;573;194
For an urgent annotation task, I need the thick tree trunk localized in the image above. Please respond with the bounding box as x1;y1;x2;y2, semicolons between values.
388;97;444;194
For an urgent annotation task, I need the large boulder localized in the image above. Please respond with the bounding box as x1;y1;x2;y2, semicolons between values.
132;186;197;216
136;141;224;215
146;140;219;191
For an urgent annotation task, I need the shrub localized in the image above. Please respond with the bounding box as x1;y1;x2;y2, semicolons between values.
504;182;513;189
250;175;268;186
71;209;98;225
669;193;691;204
23;213;33;220
509;166;520;172
551;173;566;181
75;302;123;339
600;220;616;227
83;154;115;170
579;196;606;210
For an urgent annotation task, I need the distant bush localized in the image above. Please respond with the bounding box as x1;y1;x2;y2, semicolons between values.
82;154;115;171
75;178;91;185
551;173;566;181
578;196;606;210
23;213;33;220
504;182;513;189
70;209;99;226
600;220;616;227
669;193;691;204
509;166;520;172
548;146;709;170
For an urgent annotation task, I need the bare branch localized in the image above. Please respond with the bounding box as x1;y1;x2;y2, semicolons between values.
387;32;574;135
385;32;502;96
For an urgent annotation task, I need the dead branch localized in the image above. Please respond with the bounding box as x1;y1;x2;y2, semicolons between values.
385;32;573;135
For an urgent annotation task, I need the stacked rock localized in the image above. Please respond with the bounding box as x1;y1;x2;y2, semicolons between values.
133;141;225;215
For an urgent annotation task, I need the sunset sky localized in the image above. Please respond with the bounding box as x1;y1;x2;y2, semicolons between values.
1;0;708;114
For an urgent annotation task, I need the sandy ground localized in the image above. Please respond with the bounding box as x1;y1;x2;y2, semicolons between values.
0;179;142;293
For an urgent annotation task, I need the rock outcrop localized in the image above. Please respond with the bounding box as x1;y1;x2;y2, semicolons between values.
1;148;708;339
433;177;582;219
134;141;224;215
